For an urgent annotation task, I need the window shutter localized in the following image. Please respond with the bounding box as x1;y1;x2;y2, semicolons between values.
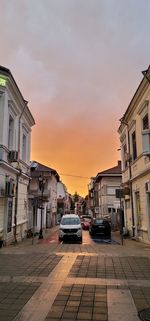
142;131;150;155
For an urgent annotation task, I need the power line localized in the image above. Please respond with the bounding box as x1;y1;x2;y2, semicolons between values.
60;173;90;179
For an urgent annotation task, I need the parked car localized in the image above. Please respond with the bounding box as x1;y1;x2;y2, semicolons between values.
103;215;111;224
58;214;82;243
89;218;111;238
81;217;91;230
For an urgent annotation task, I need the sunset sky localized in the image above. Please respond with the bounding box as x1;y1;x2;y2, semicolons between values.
1;0;150;196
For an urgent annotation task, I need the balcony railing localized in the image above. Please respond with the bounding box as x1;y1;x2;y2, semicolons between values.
29;188;50;199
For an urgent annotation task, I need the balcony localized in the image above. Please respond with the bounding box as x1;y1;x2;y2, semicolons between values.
29;188;50;200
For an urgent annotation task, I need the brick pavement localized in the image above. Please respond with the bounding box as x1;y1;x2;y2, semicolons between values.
0;230;150;320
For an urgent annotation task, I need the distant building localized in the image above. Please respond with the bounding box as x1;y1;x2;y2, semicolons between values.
29;161;60;233
95;161;122;216
0;66;35;244
88;161;122;220
57;182;71;219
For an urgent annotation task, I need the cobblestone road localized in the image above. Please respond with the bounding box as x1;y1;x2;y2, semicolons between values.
0;229;150;321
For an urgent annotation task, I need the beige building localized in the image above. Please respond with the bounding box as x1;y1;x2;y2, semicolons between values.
88;162;122;220
95;161;122;217
118;65;150;243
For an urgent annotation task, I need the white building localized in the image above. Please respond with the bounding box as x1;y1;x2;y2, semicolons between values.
0;66;35;244
29;161;60;235
88;162;122;222
95;161;122;217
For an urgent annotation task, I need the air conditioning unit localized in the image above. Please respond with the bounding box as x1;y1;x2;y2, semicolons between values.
8;150;18;162
145;180;150;192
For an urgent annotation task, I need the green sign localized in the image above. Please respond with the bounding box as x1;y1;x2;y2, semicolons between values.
0;77;6;86
115;189;124;198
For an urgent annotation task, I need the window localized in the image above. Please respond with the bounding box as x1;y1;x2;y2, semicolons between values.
22;134;27;162
132;131;137;160
108;207;115;213
142;113;149;130
8;115;14;149
107;186;116;195
141;113;150;155
123;143;128;168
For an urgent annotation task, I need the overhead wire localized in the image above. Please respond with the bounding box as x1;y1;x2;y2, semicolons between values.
60;173;90;179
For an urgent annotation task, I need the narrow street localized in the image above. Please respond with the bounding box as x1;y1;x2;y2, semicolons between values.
0;228;150;321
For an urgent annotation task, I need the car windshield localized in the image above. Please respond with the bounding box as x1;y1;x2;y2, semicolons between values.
95;219;105;224
61;217;80;225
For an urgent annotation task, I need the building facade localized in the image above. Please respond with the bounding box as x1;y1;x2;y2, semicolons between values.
88;162;122;221
0;66;35;244
29;161;59;234
118;66;150;243
95;161;122;218
57;182;71;220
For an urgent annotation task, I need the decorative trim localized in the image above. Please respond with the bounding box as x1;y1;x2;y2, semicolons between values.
128;120;136;131
138;99;149;115
8;100;18;117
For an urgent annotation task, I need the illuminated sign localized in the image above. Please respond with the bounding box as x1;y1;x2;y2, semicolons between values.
0;77;6;86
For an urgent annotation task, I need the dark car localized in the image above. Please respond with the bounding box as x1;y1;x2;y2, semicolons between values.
89;218;111;238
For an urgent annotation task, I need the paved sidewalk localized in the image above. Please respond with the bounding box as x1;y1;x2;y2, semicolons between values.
0;229;150;321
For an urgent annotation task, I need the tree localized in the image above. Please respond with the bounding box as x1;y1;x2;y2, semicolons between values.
73;191;80;202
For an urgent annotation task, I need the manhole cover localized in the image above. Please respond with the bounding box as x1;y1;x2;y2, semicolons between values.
139;308;150;321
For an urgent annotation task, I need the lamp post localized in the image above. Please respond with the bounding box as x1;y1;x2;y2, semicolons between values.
38;175;46;239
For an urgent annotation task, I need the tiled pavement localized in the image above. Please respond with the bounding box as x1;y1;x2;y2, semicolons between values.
0;282;40;321
68;255;150;279
0;253;62;277
0;231;150;321
45;284;108;321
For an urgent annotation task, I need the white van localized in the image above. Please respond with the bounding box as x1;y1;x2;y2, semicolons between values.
58;214;82;243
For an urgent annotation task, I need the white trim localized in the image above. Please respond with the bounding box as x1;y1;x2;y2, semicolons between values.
12;219;27;227
138;99;149;115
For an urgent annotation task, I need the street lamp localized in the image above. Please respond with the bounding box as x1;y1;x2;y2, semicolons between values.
38;175;46;239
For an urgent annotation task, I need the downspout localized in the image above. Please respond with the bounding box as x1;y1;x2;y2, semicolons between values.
120;119;135;237
126;127;135;237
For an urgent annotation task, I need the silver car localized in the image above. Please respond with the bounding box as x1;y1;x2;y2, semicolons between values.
59;214;82;243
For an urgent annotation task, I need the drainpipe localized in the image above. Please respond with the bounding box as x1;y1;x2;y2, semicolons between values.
126;127;135;237
14;101;27;243
120;120;135;237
